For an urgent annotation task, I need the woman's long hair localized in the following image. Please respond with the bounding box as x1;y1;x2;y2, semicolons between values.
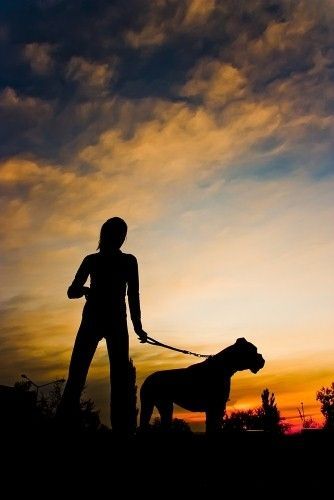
98;217;127;253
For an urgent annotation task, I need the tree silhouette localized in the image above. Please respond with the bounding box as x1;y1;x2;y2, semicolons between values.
79;396;101;431
257;389;279;432
48;380;64;413
0;382;36;430
257;388;289;433
223;388;290;433
316;382;334;429
297;402;319;429
13;379;33;392
128;358;138;435
34;380;65;420
302;417;319;429
223;409;261;431
8;379;101;431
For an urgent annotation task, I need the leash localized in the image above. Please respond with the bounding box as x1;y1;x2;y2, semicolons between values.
145;336;211;358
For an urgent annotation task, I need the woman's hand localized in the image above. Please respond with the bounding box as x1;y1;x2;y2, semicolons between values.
136;329;148;343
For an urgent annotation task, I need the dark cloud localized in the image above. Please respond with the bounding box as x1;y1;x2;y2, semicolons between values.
1;0;332;164
1;1;333;427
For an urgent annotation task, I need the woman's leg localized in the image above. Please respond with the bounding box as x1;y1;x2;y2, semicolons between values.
58;322;100;417
106;323;130;435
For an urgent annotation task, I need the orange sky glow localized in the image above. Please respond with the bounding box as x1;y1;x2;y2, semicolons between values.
1;0;333;432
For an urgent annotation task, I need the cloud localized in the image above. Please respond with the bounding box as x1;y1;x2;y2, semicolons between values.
0;0;333;164
181;60;247;106
66;56;117;95
23;43;55;74
124;22;166;49
124;0;216;48
80;97;280;185
0;87;53;159
0;87;51;115
1;68;333;323
0;0;333;428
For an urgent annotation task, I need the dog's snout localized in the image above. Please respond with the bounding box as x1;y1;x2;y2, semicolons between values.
258;354;265;369
250;353;265;373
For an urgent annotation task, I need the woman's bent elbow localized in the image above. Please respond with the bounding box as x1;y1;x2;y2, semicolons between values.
67;286;80;299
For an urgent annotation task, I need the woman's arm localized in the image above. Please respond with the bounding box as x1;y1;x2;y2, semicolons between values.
67;256;90;299
127;255;147;342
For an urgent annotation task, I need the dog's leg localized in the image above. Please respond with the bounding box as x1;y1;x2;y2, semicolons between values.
139;395;154;430
205;406;224;434
156;400;173;430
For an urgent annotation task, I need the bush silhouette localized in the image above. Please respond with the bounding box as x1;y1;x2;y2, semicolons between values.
223;388;290;433
149;417;192;433
317;382;334;429
2;379;101;432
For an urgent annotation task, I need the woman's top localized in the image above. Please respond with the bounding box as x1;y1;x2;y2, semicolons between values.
67;250;142;332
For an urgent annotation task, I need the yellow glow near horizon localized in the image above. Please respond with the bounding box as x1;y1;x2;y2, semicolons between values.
1;0;334;432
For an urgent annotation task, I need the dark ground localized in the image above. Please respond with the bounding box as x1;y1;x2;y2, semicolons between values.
2;430;332;497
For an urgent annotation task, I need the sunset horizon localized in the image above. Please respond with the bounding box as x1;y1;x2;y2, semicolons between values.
1;0;333;434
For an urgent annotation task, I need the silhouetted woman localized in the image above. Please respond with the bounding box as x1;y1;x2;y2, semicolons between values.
58;217;147;434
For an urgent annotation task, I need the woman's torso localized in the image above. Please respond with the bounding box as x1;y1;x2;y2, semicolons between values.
85;251;131;316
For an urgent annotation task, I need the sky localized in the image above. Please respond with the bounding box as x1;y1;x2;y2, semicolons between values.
0;0;333;431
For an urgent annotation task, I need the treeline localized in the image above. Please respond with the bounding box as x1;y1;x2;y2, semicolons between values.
1;367;334;433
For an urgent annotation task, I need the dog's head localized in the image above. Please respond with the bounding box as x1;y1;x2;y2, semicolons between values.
210;338;265;375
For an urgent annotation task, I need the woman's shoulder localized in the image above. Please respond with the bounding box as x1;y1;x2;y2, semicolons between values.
122;252;138;264
82;252;99;264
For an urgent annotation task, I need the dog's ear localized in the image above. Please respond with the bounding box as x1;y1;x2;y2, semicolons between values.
236;337;247;345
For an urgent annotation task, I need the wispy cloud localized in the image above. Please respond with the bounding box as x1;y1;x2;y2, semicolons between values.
0;0;333;427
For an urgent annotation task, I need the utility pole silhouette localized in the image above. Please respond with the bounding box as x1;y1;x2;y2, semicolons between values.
297;401;305;427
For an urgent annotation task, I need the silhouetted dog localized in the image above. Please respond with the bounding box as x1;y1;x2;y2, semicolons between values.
140;338;265;433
